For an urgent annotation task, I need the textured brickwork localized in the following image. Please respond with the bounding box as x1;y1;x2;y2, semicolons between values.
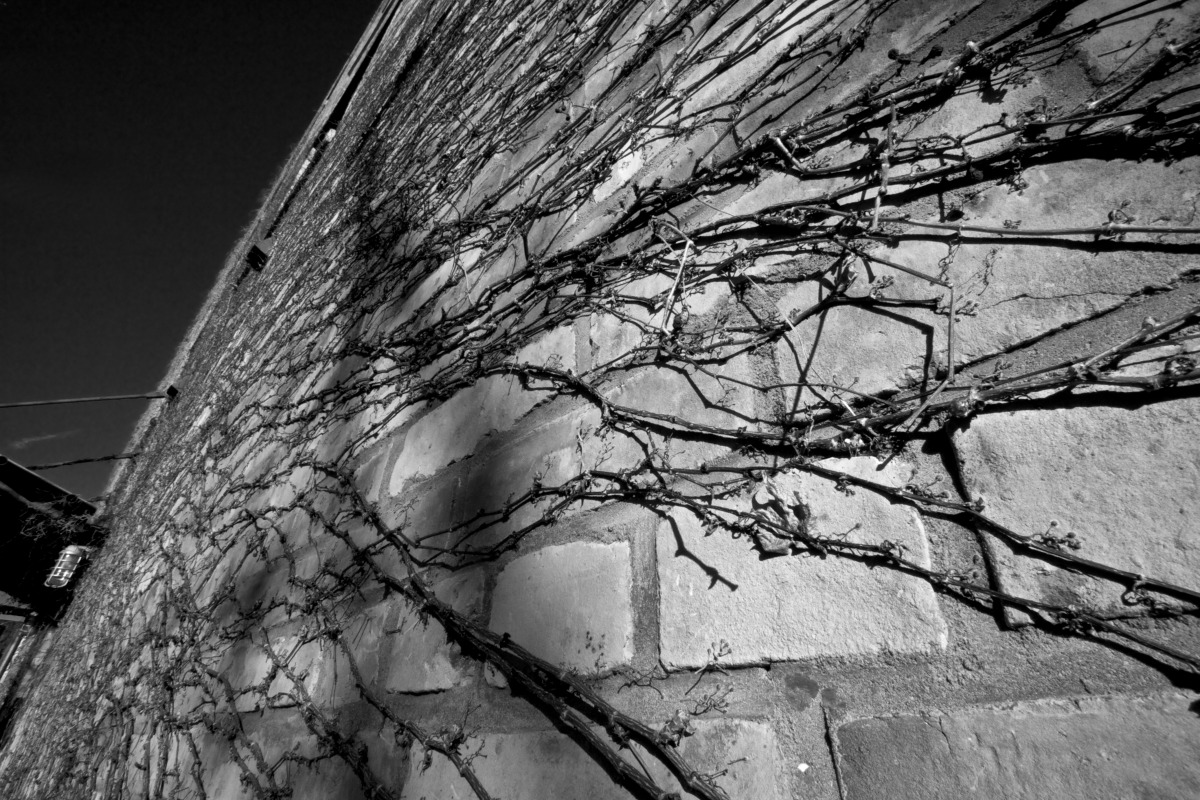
3;1;1200;798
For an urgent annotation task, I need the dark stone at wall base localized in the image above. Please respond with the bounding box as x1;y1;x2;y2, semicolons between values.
834;694;1200;800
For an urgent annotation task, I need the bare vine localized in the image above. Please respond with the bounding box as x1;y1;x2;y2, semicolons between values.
4;0;1200;798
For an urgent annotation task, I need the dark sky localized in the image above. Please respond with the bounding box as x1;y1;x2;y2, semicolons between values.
0;0;381;500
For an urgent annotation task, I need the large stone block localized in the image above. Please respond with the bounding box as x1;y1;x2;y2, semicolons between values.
776;280;942;409
203;759;254;800
903;74;1046;158
392;257;459;330
489;541;633;673
772;161;1200;411
265;635;340;707
514;324;577;372
246;464;319;514
835;693;1200;800
286;760;370;800
400;729;626;800
675;0;821;123
955;397;1200;619
382;570;483;693
587;275;668;369
883;158;1199;366
384;469;461;555
342;390;425;456
233;553;293;620
1065;0;1189;75
658;457;946;668
389;374;556;492
603;352;764;444
195;714;368;800
400;719;783;800
450;403;609;552
195;725;292;800
342;600;392;694
634;719;786;800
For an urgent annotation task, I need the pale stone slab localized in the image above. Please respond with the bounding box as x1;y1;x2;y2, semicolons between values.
773;158;1200;411
604;351;761;441
489;541;633;673
389;375;552;492
1065;0;1187;76
352;448;387;505
385;607;468;693
217;642;273;714
675;0;829;122
514;324;576;372
587;275;667;368
386;468;460;549
658;457;946;668
400;719;782;800
288;764;368;800
400;730;627;800
592;146;646;202
776;280;942;408
197;716;367;800
451;403;618;550
203;760;254;800
186;405;213;439
904;74;1046;156
264;636;340;708
956;397;1200;618
835;694;1200;800
345;391;424;454
884;158;1199;367
588;309;649;370
636;719;785;800
383;571;483;693
452;414;585;548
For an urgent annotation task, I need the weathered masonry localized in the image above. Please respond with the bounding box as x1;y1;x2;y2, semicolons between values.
3;0;1200;797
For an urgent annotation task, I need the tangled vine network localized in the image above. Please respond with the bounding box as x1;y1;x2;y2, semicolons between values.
4;0;1200;798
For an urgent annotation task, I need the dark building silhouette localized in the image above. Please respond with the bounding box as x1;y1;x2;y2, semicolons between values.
0;456;101;616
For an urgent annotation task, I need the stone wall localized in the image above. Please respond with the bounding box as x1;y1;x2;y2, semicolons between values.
3;0;1200;798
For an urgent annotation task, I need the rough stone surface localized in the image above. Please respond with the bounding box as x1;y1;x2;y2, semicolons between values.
400;730;627;800
287;762;369;800
605;354;761;437
776;280;942;407
383;571;483;693
383;468;461;554
835;693;1200;800
451;405;597;548
401;719;783;800
956;397;1200;618
489;541;633;672
389;374;552;492
637;719;786;800
11;3;1200;799
216;639;273;713
202;760;251;800
515;324;577;372
883;158;1199;367
1066;0;1187;75
658;456;947;668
